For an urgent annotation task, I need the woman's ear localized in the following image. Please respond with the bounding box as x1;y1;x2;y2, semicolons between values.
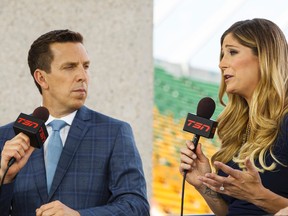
34;69;48;90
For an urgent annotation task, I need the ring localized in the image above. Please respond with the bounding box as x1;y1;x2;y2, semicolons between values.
219;184;224;191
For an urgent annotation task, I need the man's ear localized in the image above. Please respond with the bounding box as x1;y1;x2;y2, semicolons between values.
34;69;48;90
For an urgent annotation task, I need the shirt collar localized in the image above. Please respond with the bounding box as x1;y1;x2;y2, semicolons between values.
46;110;77;126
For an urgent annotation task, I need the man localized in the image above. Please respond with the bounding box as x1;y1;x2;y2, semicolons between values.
0;30;150;216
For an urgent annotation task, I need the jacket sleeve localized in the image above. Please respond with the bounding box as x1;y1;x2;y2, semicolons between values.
0;124;17;215
0;182;14;215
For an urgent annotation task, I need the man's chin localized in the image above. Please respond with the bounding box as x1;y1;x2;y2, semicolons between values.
72;99;86;109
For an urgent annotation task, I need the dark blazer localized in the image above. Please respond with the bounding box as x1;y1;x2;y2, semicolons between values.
0;106;150;215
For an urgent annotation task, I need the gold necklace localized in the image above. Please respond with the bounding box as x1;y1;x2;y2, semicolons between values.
242;123;251;145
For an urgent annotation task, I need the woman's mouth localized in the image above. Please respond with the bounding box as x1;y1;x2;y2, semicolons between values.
224;75;233;81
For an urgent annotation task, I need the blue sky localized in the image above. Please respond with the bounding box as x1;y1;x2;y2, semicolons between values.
154;0;288;73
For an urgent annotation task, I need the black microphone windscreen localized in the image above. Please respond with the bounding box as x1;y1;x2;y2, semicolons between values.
196;97;215;119
32;106;49;122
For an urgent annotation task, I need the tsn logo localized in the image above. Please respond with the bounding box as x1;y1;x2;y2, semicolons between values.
38;127;47;143
186;120;210;132
17;117;39;129
183;113;218;138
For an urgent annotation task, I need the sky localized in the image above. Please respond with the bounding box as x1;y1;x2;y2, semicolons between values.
153;0;288;73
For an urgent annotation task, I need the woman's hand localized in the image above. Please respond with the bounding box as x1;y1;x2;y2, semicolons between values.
198;158;265;202
179;140;211;190
275;206;288;215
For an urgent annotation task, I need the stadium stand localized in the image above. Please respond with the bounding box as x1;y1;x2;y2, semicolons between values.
153;65;223;215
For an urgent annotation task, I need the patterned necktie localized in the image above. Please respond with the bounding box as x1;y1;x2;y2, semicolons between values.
46;120;67;193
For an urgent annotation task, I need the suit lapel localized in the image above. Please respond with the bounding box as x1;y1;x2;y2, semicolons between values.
48;107;90;200
30;147;48;202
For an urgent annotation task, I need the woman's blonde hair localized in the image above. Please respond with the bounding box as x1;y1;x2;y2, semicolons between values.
211;18;288;172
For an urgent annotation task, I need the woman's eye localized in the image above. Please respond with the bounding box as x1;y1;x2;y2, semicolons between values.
229;50;238;55
220;49;238;59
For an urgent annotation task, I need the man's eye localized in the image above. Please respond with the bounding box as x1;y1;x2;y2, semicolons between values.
64;65;74;69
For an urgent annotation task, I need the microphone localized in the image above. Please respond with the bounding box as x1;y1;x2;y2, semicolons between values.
183;97;218;150
9;107;49;166
180;97;218;216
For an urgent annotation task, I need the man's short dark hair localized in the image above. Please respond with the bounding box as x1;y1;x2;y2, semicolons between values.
28;29;84;94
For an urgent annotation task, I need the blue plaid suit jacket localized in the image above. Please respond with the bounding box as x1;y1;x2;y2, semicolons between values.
0;106;150;215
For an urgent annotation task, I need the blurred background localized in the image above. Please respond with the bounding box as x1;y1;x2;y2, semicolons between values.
152;0;288;215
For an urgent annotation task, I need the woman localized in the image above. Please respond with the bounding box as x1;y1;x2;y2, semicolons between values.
179;18;288;215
